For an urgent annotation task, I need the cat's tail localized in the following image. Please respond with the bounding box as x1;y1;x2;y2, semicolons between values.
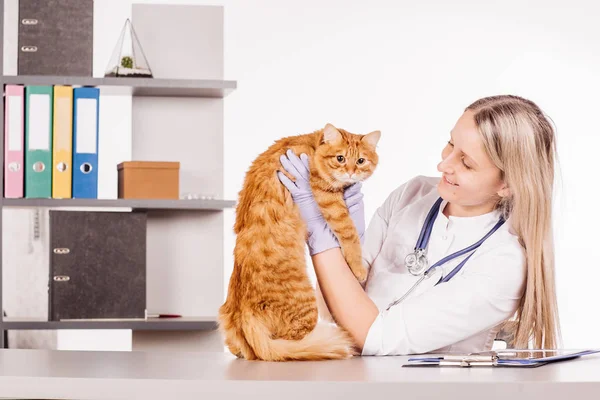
241;313;356;361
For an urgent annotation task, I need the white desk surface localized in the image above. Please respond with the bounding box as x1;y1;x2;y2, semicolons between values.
0;349;599;400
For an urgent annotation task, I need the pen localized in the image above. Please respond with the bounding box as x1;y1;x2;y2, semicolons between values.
145;313;182;319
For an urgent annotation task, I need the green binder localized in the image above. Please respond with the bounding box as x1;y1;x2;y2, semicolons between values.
25;85;53;198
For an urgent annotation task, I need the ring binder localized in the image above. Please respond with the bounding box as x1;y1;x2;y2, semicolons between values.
18;0;93;76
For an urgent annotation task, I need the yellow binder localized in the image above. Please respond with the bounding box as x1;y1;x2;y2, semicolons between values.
52;85;74;198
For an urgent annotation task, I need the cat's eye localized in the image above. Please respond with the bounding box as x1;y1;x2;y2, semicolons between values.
337;155;345;163
357;158;365;165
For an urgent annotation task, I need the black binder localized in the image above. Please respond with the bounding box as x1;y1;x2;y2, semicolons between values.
48;211;147;321
18;0;93;76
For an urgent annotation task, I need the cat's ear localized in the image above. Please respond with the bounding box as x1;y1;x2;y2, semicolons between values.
362;130;381;148
323;123;342;144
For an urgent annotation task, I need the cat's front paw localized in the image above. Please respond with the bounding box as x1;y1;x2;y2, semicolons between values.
347;256;368;282
353;265;368;283
341;242;368;283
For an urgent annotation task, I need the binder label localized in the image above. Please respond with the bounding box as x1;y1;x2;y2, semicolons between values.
55;97;71;151
75;98;97;154
28;94;50;150
8;96;23;151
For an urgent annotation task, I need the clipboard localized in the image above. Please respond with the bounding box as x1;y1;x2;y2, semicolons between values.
404;349;600;368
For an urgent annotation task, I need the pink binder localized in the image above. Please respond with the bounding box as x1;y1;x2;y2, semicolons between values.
4;85;25;198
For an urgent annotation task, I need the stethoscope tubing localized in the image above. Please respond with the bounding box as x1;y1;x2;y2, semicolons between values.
386;197;506;310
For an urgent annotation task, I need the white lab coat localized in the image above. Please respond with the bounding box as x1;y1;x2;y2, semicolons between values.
358;175;526;356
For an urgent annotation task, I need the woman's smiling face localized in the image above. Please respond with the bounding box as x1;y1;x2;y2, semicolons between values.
437;110;510;217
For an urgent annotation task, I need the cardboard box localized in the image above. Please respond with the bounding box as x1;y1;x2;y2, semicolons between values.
117;161;180;199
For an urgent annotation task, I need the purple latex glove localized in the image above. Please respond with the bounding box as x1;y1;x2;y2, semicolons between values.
344;182;366;245
277;149;366;255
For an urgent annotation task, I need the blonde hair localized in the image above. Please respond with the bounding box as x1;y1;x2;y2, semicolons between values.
466;95;560;349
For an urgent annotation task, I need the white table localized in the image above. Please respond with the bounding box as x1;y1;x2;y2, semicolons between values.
0;349;599;399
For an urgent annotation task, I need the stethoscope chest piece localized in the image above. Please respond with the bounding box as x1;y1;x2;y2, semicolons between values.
405;249;428;276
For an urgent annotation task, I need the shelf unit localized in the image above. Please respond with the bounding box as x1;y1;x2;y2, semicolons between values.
0;2;235;351
2;317;217;331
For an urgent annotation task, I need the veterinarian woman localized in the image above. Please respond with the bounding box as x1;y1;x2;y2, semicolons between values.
278;95;560;355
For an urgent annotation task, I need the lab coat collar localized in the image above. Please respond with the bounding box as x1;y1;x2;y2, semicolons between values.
437;197;503;230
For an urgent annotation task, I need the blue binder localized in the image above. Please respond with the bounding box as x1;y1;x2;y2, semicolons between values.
72;87;99;198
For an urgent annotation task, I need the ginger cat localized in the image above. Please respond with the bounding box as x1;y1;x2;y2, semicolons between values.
218;123;381;361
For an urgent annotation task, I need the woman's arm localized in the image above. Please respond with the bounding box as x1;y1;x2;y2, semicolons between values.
314;242;526;356
275;149;387;350
312;248;379;351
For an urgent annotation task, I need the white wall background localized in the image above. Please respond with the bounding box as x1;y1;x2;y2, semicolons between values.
5;0;599;350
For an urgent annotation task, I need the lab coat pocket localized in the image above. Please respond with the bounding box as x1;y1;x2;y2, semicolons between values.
382;241;413;273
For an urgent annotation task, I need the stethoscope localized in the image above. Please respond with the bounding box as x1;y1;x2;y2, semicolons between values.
386;197;505;310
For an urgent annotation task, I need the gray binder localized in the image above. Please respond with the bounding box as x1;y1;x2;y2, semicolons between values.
48;211;147;321
18;0;93;76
